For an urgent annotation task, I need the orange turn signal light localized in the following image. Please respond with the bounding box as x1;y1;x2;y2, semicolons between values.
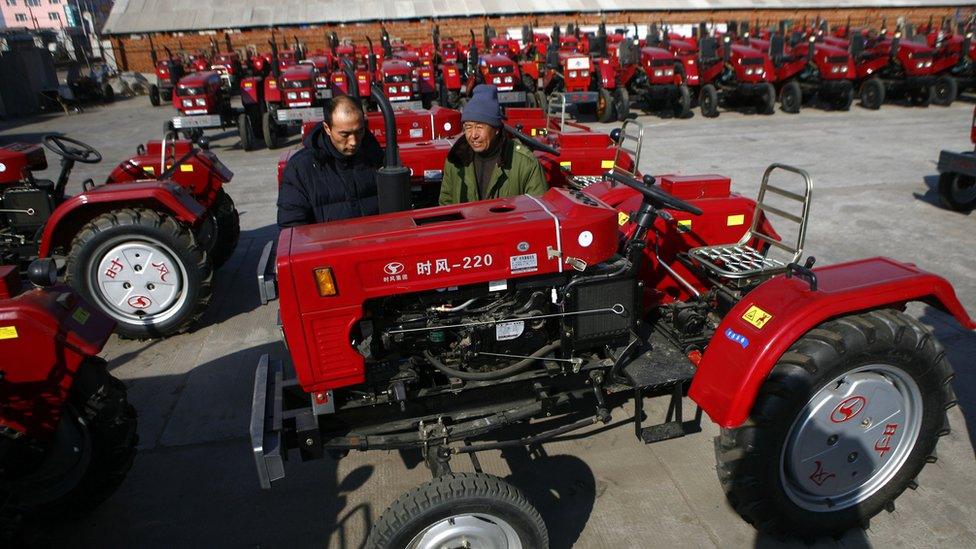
314;267;337;296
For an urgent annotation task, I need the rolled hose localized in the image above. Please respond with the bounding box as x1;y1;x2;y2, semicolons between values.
424;341;562;381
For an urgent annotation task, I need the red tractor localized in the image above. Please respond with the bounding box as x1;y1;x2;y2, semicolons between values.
919;19;974;104
0;135;235;338
935;104;976;211
167;70;259;150
252;85;973;545
210;50;244;91
848;24;945;109
0;261;137;539
538;27;610;121
148;45;185;107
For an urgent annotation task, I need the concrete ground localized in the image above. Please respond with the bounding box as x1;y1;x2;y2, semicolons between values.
2;94;975;548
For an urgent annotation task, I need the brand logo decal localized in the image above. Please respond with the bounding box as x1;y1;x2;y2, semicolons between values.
128;295;152;309
724;327;750;349
384;262;405;276
831;396;867;423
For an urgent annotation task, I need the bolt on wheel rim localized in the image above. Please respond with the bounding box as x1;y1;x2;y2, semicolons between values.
94;240;188;324
780;364;923;512
407;513;522;549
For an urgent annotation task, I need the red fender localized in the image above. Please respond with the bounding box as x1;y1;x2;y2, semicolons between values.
689;257;975;429
38;182;206;257
239;76;264;106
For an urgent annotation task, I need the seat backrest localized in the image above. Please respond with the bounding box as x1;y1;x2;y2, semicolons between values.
609;119;645;180
850;34;865;57
742;163;814;265
769;34;785;60
699;36;717;60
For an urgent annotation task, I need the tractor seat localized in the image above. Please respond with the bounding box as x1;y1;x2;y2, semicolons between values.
684;163;812;281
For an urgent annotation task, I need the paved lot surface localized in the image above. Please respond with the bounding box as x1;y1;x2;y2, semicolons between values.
3;96;975;548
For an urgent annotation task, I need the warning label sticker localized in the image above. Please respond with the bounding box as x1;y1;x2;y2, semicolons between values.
510;253;538;274
742;305;773;329
0;326;18;340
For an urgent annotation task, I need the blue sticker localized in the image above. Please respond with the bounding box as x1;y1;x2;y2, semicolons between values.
725;327;750;349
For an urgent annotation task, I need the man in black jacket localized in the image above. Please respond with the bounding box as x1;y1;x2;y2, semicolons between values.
277;95;384;228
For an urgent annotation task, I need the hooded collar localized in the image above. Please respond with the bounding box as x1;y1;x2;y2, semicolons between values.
305;123;383;168
447;131;513;170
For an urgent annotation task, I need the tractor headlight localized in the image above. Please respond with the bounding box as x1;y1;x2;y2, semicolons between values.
831;65;840;73
664;69;673;76
581;70;589;78
744;68;754;75
388;86;398;94
300;91;311;99
924;61;932;68
916;62;924;69
504;76;513;83
401;85;410;93
492;77;502;84
195;98;206;106
654;69;664;77
568;70;578;78
182;99;193;107
286;92;297;100
756;69;764;76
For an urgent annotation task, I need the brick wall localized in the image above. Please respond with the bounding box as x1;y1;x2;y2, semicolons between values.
111;6;973;73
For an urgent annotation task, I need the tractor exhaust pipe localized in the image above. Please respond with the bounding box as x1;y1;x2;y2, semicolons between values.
370;83;411;214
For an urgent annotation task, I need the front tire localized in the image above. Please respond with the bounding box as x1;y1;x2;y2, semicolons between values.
207;189;241;268
715;310;954;539
674;84;692;119
859;77;885;110
65;208;213;339
597;87;615;123
780;80;802;114
614;86;630;121
699;84;719;118
148;84;160;107
262;110;280;149
759;82;776;114
367;472;548;549
937;171;976;211
238;112;255;151
932;75;957;107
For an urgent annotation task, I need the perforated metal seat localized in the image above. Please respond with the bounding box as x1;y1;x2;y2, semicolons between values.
686;163;813;280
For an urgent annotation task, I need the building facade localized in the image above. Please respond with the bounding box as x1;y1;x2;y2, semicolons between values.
1;0;68;30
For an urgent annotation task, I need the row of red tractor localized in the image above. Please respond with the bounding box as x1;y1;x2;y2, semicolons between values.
149;17;976;150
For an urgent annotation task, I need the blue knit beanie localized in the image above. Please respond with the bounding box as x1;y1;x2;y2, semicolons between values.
462;84;503;127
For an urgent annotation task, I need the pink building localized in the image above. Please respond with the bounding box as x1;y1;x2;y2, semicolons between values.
1;0;69;30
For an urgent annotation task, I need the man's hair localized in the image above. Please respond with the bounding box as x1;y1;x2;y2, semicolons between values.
324;95;364;127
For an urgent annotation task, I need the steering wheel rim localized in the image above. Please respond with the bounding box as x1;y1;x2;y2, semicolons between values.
43;134;102;164
605;170;703;215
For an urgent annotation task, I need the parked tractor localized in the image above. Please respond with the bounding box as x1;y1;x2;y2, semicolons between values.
682;26;776;117
922;21;974;104
0;261;137;540
210;50;244;91
148;46;185;107
538;27;608;121
251;84;972;546
849;25;944;109
0;136;231;338
167;71;259;150
935;104;976;211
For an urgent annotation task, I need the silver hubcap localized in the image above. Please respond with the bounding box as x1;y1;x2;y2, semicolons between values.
780;364;923;512
407;514;522;549
94;240;187;324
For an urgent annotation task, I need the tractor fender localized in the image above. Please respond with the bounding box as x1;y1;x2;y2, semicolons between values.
688;256;975;429
38;181;206;257
598;58;617;88
240;76;264;106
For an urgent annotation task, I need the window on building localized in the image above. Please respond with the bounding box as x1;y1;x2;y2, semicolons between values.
49;0;60;3
4;0;16;7
26;0;40;6
14;13;27;22
48;11;59;20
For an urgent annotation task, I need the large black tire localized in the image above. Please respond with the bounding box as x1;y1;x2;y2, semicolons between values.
597;87;615;123
931;75;957;107
238;112;255;151
937;171;976;212
160;88;172;102
522;74;537;93
835;85;855;111
780;80;802;114
262;110;280;149
149;84;160;107
65;208;213;339
910;84;935;107
367;472;549;549
715;310;954;540
699;84;719;118
674;84;692;119
614;86;630;121
759;82;776;115
208;189;241;268
859;78;884;110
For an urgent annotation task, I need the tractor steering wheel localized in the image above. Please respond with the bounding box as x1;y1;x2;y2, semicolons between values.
43;134;103;164
605;170;703;216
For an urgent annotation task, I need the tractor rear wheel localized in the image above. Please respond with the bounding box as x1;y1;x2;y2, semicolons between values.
780;80;802;114
65;208;213;339
674;84;692;119
614;87;630;121
148;84;160;107
597;87;615;123
367;472;548;549
715;310;954;540
859;78;884;110
238;112;255;151
262;111;280;149
205;189;241;268
759;82;776;114
937;171;976;211
931;75;957;106
699;84;719;117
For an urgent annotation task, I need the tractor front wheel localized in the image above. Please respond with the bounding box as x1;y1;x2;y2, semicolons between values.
148;84;160;107
614;87;630;121
597;87;615;123
65;208;213;339
699;84;719;118
759;82;776;114
367;472;548;549
715;310;954;540
238;112;255;151
160;88;173;102
835;85;855;111
859;78;884;110
937;171;976;211
262;111;280;149
910;84;934;107
780;80;802;114
674;84;692;119
931;75;957;107
205;189;241;268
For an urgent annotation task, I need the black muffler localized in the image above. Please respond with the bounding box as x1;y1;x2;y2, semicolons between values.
370;82;411;214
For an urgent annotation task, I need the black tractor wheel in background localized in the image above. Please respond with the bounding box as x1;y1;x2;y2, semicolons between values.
674;84;692;118
367;472;549;549
715;310;954;540
207;189;241;268
938;171;976;211
780;80;802;113
932;75;957;107
836;85;855;111
65;208;213;339
597;87;615;123
614;87;630;121
238;112;255;151
759;82;776;114
910;84;934;107
101;84;115;103
522;74;537;93
149;84;161;107
437;83;448;107
859;77;884;109
160;88;172;102
699;84;719;117
262;111;280;149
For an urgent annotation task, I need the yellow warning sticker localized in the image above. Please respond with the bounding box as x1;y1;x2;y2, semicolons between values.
530;128;537;136
559;161;572;169
142;166;155;174
677;220;692;233
601;160;615;169
742;305;773;329
618;211;630;226
179;164;194;172
0;326;18;340
72;308;90;326
727;214;745;226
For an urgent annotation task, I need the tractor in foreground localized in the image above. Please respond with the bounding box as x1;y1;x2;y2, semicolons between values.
0;261;136;540
250;84;972;546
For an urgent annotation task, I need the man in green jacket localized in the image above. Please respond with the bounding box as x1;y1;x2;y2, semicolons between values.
439;84;548;205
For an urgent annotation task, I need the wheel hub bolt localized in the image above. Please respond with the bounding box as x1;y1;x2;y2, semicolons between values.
827;435;838;446
134;265;142;272
147;283;155;290
861;417;872;427
848;452;858;463
123;282;131;289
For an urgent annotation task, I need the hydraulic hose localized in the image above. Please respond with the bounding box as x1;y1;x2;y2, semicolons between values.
424;341;561;382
